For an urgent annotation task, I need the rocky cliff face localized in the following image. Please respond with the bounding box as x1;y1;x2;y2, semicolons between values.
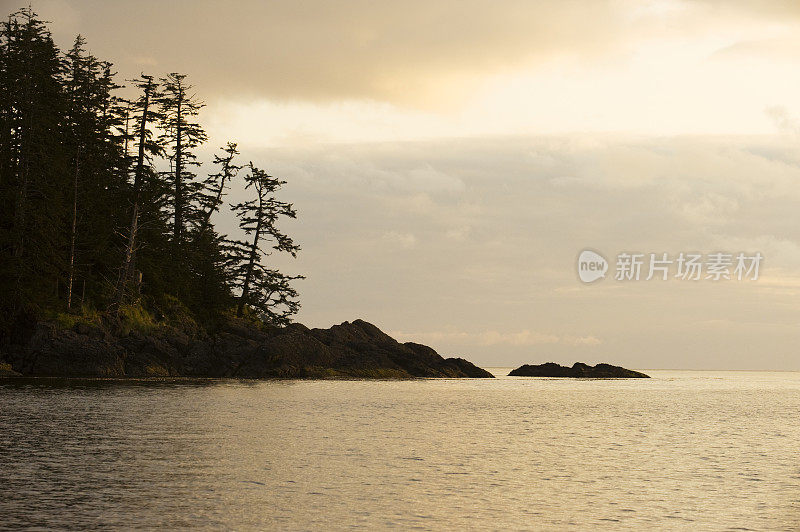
508;362;649;378
1;318;493;379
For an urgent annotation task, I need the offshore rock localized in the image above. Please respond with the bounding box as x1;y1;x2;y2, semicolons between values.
509;362;649;378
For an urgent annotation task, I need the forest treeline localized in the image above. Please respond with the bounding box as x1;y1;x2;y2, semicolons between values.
0;8;302;339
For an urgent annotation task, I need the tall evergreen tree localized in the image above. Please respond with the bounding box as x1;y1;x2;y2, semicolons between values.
115;75;163;309
0;7;69;316
63;35;126;310
63;36;89;310
226;163;303;324
157;73;207;244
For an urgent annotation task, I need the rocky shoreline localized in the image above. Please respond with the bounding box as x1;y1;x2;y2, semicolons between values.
0;318;493;379
509;362;649;378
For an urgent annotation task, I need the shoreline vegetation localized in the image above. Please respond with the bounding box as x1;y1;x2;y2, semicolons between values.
0;8;305;367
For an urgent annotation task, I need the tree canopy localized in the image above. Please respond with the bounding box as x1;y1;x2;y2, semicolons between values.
0;7;302;337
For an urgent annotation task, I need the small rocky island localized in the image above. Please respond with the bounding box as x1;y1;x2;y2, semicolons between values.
509;362;649;378
1;318;493;379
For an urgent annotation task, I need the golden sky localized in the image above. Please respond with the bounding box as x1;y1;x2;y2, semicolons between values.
37;0;800;142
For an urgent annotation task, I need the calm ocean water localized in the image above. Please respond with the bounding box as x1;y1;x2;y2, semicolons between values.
2;369;800;530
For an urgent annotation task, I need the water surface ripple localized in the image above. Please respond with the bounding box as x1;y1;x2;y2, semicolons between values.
2;370;799;530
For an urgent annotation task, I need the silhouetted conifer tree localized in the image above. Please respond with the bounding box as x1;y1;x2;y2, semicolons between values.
157;73;207;244
63;35;126;310
226;163;303;324
0;8;69;316
115;75;163;309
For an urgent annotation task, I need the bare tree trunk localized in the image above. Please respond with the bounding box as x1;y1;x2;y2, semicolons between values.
115;202;138;307
198;159;232;235
123;104;130;157
199;183;223;234
67;146;80;310
115;79;152;310
236;183;263;317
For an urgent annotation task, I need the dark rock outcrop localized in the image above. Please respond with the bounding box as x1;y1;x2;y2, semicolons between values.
1;318;493;379
509;362;649;378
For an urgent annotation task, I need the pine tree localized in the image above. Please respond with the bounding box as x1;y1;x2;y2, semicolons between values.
157;73;207;244
63;35;126;310
63;37;89;309
226;163;303;324
115;75;163;309
0;7;69;315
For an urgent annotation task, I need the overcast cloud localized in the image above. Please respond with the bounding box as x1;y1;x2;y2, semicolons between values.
233;135;800;369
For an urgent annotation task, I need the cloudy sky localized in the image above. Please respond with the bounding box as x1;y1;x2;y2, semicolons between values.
23;0;800;368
